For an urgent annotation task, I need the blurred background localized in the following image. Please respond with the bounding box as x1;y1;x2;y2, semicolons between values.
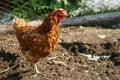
0;0;120;24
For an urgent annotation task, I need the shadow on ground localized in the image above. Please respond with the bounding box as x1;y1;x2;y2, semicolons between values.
0;72;21;80
0;48;18;66
0;48;21;80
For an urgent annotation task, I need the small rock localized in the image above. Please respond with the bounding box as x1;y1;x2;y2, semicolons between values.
98;35;106;39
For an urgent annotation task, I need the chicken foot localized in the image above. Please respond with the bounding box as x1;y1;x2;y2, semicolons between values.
34;64;40;74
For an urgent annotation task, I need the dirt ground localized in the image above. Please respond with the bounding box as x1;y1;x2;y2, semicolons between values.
0;26;120;80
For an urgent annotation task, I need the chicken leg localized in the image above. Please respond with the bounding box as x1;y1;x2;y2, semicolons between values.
34;64;40;74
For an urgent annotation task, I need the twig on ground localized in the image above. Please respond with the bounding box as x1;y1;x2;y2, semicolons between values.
0;65;17;74
53;60;67;66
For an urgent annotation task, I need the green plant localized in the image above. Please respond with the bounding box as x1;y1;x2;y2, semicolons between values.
11;0;83;20
11;0;120;20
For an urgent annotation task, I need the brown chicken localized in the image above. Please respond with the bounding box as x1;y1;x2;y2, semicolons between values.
13;8;67;74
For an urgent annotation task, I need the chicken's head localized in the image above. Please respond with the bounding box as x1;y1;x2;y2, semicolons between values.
54;8;68;23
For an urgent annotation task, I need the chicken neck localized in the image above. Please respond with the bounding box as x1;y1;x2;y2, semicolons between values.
37;15;59;34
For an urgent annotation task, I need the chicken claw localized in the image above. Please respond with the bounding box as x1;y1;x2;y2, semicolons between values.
34;64;40;74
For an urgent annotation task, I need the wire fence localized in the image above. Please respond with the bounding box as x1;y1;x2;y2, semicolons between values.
0;0;40;24
0;0;120;24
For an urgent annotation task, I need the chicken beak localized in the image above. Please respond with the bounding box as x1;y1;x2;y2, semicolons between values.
65;12;68;16
64;11;68;16
63;10;68;17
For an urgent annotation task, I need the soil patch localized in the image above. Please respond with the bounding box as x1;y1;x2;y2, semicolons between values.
0;26;120;80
